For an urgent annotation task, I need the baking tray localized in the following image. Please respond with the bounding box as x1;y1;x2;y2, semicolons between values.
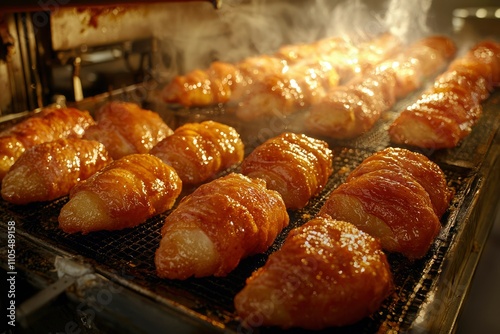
0;86;499;333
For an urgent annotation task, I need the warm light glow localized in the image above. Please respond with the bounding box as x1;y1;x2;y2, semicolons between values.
455;9;468;18
475;8;488;18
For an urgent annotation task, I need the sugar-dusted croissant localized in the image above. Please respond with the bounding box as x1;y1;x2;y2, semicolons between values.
1;138;111;205
58;154;182;234
0;107;95;180
83;101;173;159
240;132;333;209
150;120;244;185
155;173;289;279
319;148;451;259
234;216;393;330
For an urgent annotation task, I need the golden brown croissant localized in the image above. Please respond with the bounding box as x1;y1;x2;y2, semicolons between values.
155;173;289;279
277;33;401;81
162;55;286;107
0;107;95;180
234;59;340;121
161;34;401;108
83;101;173;159
162;62;244;107
389;40;500;149
150;120;244;185
346;147;454;217
319;148;451;259
234;216;393;330
305;35;456;139
1;138;111;205
240;132;333;209
58;154;182;234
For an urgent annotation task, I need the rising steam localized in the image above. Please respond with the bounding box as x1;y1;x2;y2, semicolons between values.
156;0;435;76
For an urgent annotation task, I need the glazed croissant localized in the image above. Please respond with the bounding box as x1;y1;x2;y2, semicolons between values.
162;55;286;107
319;148;452;259
235;33;402;121
240;132;333;209
305;35;457;139
83;101;174;159
234;59;340;121
1;138;111;205
155;173;289;279
0;107;95;180
162;34;401;108
234;216;393;330
346;147;453;217
276;33;401;80
389;40;500;149
150;120;244;185
58;154;182;234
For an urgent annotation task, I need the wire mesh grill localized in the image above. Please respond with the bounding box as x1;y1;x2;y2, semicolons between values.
0;147;478;334
0;89;498;333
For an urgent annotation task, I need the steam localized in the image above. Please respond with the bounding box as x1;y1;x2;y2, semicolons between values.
384;0;433;42
156;0;436;76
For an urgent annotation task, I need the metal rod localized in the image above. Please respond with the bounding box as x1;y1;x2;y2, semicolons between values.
16;275;77;325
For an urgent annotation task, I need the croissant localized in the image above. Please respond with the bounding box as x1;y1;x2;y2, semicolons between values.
155;173;289;279
162;62;244;107
83;101;173;159
58;154;182;234
150;120;244;185
305;70;398;139
0;107;95;180
229;34;402;121
161;34;401;108
1;138;111;205
234;59;340;121
305;35;456;139
389;40;500;149
319;148;451;259
234;216;393;330
240;132;333;209
347;147;453;217
277;33;401;81
162;55;286;107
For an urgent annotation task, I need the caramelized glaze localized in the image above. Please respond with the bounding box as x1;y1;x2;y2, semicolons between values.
83;101;173;159
319;147;451;259
155;173;289;279
151;120;244;184
59;154;182;234
389;40;500;149
1;138;111;204
234;216;393;329
306;35;456;139
241;132;333;209
0;107;95;180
